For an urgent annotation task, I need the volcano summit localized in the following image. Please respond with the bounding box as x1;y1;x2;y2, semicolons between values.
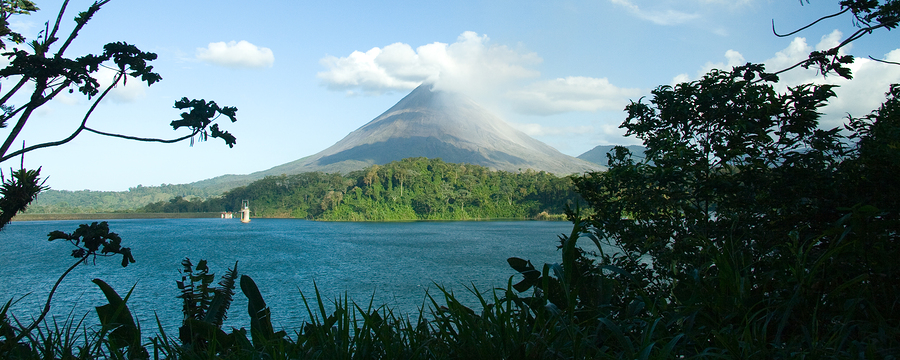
195;85;600;190
260;84;599;175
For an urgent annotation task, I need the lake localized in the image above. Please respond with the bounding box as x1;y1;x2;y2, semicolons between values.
0;218;582;337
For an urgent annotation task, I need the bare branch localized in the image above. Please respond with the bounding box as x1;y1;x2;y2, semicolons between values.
83;127;199;144
0;77;71;128
0;73;118;163
0;71;220;162
46;0;69;46
758;23;888;83
868;55;900;66
0;82;48;160
13;255;87;344
56;0;110;59
0;76;28;106
1;103;27;123
772;8;850;37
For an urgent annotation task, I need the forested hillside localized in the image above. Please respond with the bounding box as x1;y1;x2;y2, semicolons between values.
26;184;217;214
142;157;582;220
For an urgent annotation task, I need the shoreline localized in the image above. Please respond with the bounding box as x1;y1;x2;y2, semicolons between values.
11;212;225;221
12;212;569;222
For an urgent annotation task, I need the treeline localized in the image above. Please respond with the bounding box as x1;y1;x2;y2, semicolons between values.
26;183;216;214
141;157;582;220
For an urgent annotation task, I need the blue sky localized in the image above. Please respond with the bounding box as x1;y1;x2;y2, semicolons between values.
3;0;899;191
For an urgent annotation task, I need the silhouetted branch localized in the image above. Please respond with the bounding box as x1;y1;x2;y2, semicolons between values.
757;22;889;83
869;55;900;66
0;72;118;163
83;127;199;144
772;8;850;37
55;0;110;59
13;255;87;343
0;77;29;107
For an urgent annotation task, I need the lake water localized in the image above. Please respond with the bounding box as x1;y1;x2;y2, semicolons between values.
0;218;580;337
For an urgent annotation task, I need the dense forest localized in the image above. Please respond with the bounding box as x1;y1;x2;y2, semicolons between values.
25;183;216;214
141;157;582;220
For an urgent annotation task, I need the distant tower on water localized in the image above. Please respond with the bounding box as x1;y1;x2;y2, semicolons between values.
240;200;251;223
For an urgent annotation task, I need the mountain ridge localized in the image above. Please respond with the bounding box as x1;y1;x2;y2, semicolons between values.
577;145;647;166
192;84;602;192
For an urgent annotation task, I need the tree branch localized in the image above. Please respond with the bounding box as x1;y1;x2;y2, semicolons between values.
83;127;199;144
46;0;69;48
757;23;888;83
868;55;900;66
13;255;88;343
772;8;850;37
0;81;47;161
0;73;117;163
0;77;29;107
55;0;110;59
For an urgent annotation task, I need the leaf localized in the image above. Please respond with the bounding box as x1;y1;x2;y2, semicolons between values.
240;275;279;347
92;279;140;349
507;257;541;292
507;257;533;273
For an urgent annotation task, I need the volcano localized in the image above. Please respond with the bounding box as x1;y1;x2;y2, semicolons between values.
194;84;600;191
261;84;598;174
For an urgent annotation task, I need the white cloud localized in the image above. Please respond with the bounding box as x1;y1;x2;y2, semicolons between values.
609;0;701;25
671;73;691;86
317;45;425;93
96;66;148;103
673;49;746;84
513;123;594;137
319;32;645;117
196;40;274;68
507;76;643;115
7;19;38;40
751;30;896;127
809;50;900;128
318;31;541;96
673;29;900;129
48;66;149;105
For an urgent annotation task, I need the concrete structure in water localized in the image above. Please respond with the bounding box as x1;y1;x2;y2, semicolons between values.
240;200;251;223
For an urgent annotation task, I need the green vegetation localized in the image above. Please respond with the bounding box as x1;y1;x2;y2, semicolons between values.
2;1;899;359
564;69;900;358
0;0;239;358
26;184;217;214
0;0;239;228
6;75;898;358
142;157;582;221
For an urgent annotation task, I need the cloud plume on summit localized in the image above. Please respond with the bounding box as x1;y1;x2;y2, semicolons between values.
317;31;641;116
318;31;540;97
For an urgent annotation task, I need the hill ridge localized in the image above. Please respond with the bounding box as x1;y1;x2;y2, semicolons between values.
192;84;602;192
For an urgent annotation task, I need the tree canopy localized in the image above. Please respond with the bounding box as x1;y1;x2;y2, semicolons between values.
556;55;900;359
144;157;582;221
0;0;239;229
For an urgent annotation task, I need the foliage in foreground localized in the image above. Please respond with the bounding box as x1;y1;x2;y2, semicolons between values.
0;0;238;224
568;67;900;357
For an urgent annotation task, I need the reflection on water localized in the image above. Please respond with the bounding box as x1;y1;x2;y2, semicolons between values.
0;218;584;336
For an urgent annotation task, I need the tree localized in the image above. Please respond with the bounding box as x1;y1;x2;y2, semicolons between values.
563;67;900;357
504;2;900;356
770;0;899;80
0;0;239;229
0;1;240;353
560;42;900;360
